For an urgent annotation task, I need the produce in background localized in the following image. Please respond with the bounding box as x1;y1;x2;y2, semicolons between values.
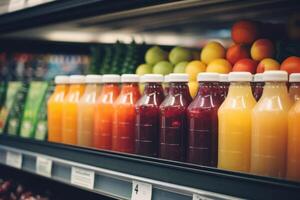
145;46;168;65
110;41;126;74
188;81;198;98
232;58;258;74
185;60;206;81
256;58;280;73
226;44;249;65
169;46;192;65
136;63;153;75
0;82;7;111
206;58;232;74
280;56;300;74
173;61;188;73
251;38;275;61
153;61;173;75
200;41;226;65
100;45;113;74
90;44;103;74
231;20;259;44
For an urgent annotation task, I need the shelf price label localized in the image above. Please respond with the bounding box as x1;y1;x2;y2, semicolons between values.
71;167;95;190
193;194;214;200
36;156;52;177
6;151;22;169
8;0;26;12
131;181;152;200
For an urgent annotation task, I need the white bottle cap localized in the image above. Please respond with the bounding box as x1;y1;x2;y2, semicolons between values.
102;74;120;83
254;73;263;82
263;71;288;82
228;72;253;82
168;73;189;82
69;75;86;84
85;75;102;84
197;72;219;82
289;73;300;82
55;75;69;84
164;75;170;83
219;74;229;82
121;74;140;83
140;74;164;83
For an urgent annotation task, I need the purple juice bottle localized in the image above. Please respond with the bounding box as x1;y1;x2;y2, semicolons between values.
159;73;192;162
135;74;165;157
219;74;229;102
187;73;221;167
253;73;264;101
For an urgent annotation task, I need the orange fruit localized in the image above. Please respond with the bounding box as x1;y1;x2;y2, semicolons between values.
206;59;232;74
185;60;206;81
257;58;280;73
231;20;259;44
250;39;274;61
233;58;258;74
226;44;250;65
280;56;300;74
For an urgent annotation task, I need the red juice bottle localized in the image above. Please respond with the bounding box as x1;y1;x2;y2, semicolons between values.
112;74;140;153
163;75;170;96
289;73;300;103
159;73;192;162
187;73;221;167
253;73;264;101
219;74;229;102
135;74;165;157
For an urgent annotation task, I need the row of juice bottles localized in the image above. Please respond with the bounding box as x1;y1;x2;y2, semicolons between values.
47;71;300;181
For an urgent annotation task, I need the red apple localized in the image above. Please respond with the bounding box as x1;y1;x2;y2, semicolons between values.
232;58;258;74
226;44;249;65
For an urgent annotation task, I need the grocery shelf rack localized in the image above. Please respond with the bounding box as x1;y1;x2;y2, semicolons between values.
0;136;299;200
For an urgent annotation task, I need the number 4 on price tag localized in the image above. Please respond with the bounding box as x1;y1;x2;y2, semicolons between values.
131;181;152;200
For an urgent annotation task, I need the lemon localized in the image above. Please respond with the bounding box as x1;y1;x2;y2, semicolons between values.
206;58;232;74
188;81;199;98
185;60;206;81
201;41;226;64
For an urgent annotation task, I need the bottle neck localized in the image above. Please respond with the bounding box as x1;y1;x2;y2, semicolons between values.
69;84;85;93
84;83;100;93
261;82;288;97
196;82;218;96
290;82;300;88
144;82;164;95
227;82;252;97
55;84;68;93
121;83;139;93
102;83;119;93
169;82;191;98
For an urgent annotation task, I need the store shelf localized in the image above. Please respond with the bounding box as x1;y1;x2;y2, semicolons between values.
0;136;299;200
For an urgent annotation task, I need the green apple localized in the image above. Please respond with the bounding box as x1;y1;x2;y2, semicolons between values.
169;46;192;65
136;63;153;75
145;46;167;65
153;61;173;75
173;61;188;73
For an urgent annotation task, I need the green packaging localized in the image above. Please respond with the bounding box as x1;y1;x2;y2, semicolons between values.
20;81;48;139
0;82;22;134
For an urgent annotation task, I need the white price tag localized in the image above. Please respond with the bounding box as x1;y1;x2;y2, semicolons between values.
8;0;26;12
6;151;22;169
71;167;95;190
36;157;52;177
193;194;214;200
27;0;46;7
131;181;152;200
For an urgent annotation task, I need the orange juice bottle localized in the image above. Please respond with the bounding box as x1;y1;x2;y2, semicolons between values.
112;74;140;153
93;75;120;149
287;99;300;181
62;75;85;145
289;73;300;103
47;75;69;143
251;71;292;178
218;72;256;172
77;75;102;147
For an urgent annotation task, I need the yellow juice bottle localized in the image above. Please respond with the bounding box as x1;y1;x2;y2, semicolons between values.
289;73;300;103
77;75;102;147
47;75;69;143
62;75;85;145
251;71;292;178
287;93;300;181
218;72;256;172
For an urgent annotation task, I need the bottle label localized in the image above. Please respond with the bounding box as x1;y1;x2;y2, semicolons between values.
35;121;47;140
8;118;18;136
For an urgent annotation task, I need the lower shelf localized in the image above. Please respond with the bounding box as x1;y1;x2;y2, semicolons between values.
0;136;299;200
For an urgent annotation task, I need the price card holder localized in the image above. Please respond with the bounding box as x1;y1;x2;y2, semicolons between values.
6;151;22;169
71;167;95;190
36;156;52;177
193;194;214;200
8;0;26;12
131;181;152;200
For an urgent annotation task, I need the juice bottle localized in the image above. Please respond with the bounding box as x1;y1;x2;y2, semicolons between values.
219;74;229;102
77;75;102;147
47;76;69;143
135;74;165;157
94;75;120;149
251;71;292;178
62;75;85;145
289;73;300;103
287;99;300;181
159;74;192;162
112;74;140;153
187;73;221;167
253;73;264;101
218;72;256;172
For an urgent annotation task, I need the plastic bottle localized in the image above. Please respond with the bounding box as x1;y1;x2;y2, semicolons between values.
187;73;221;167
135;74;165;157
253;73;264;101
251;71;292;178
112;74;140;153
163;75;170;96
219;74;229;102
94;75;120;149
218;72;256;172
62;75;85;145
77;75;102;147
159;73;192;162
47;76;69;143
289;73;300;103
